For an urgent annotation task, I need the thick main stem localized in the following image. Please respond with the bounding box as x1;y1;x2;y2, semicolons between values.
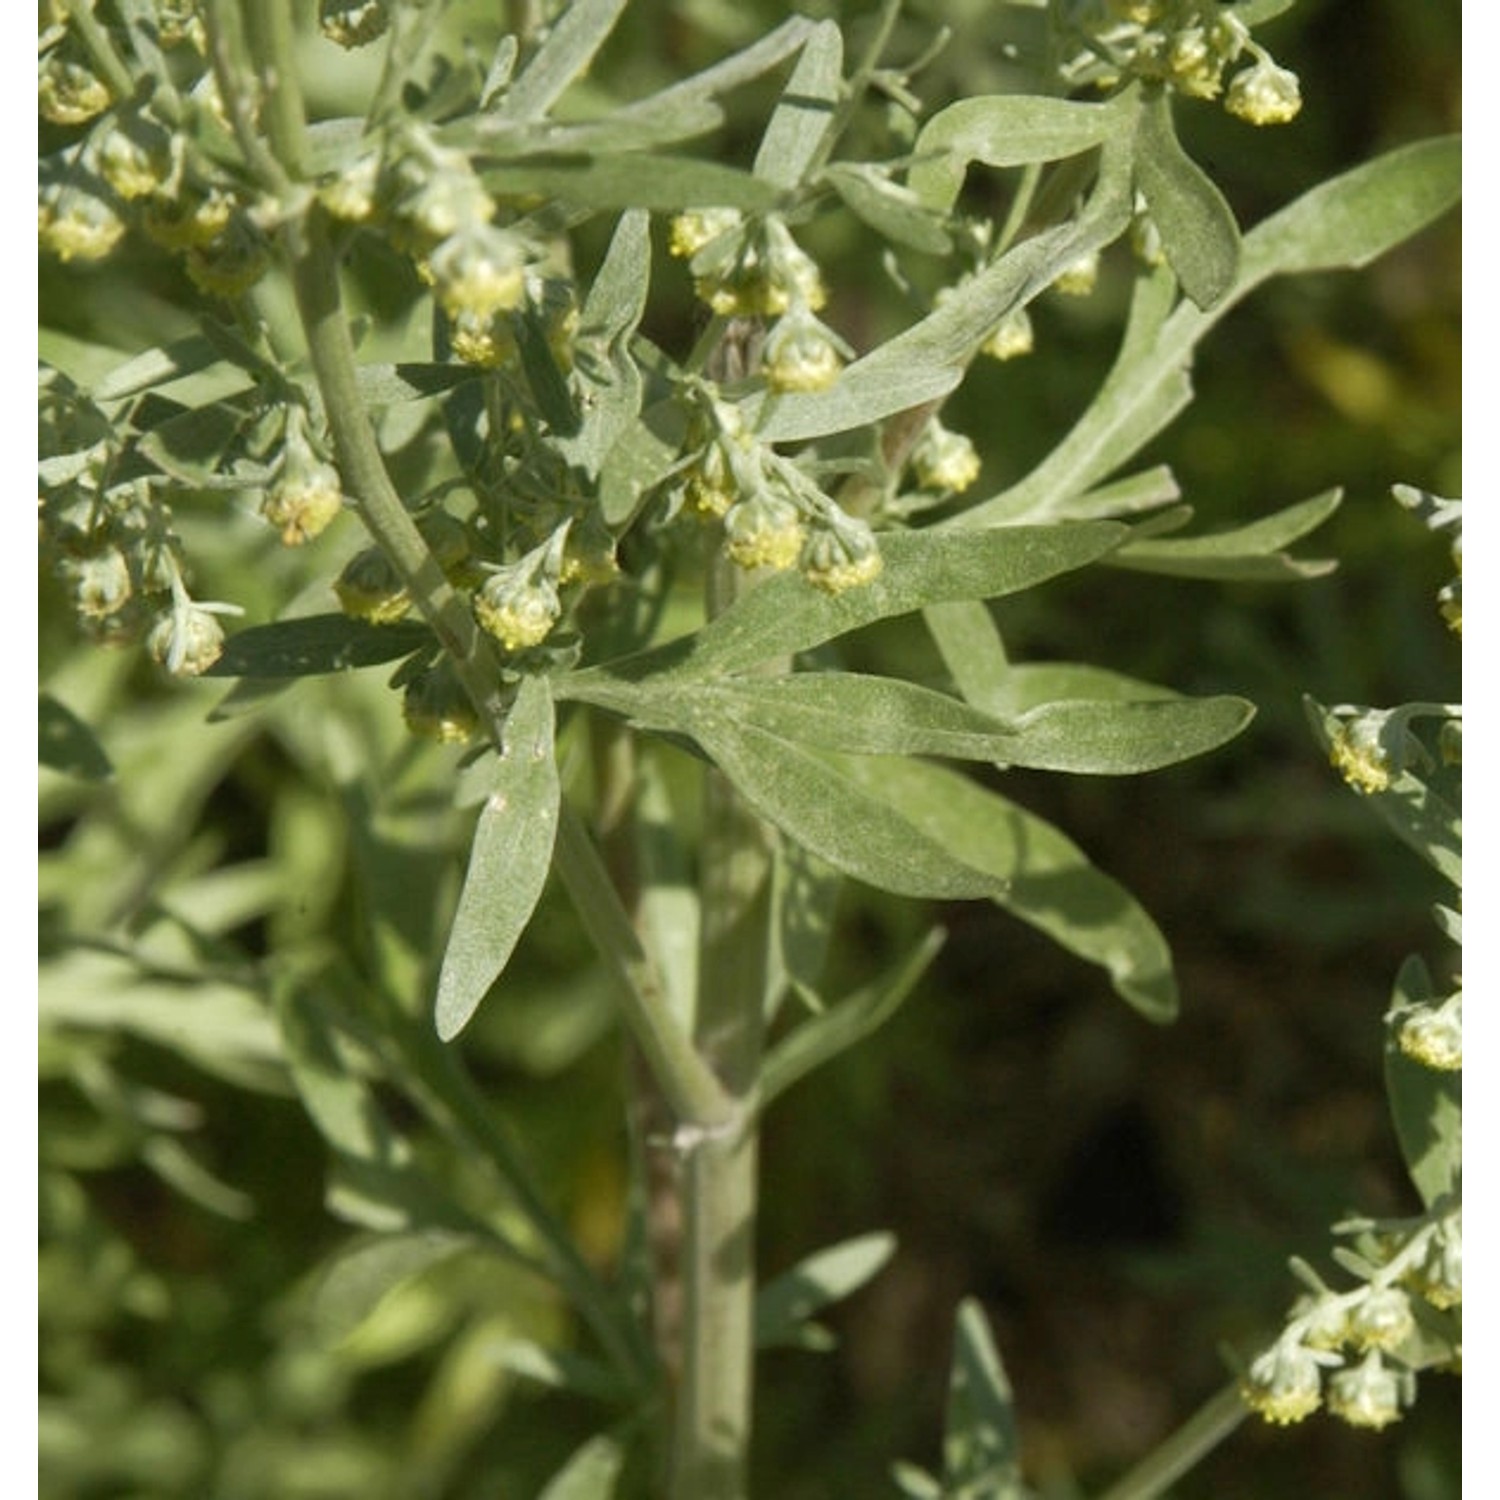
671;552;776;1500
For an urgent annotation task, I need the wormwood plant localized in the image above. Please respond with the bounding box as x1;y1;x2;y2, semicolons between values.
38;2;1459;1496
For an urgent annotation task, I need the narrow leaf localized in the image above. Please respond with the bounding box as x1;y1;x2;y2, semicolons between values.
762;930;944;1107
491;0;629;121
356;361;481;405
478;153;780;212
943;1299;1023;1492
754;20;843;189
1109;488;1341;580
206;615;433;678
1385;957;1461;1208
435;675;561;1041
93;335;220;401
755;1232;897;1349
823;163;952;254
687;718;1008;901
1134;93;1240;309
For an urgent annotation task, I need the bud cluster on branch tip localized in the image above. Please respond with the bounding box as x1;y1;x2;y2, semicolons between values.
910;418;981;495
982;308;1035;362
474;525;570;653
261;409;344;546
670;209;826;319
1243;1204;1460;1430
1053;1;1302;125
1391;988;1462;1072
335;510;475;624
320;0;392;49
1326;708;1399;795
402;660;480;745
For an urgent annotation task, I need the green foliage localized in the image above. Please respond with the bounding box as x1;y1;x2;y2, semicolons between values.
39;1;1459;1496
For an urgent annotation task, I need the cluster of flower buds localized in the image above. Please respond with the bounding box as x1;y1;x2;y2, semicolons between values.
1054;1;1302;125
38;8;271;299
667;394;882;594
669;210;846;392
909;417;981;496
1242;1205;1460;1430
40;375;238;677
261;407;345;546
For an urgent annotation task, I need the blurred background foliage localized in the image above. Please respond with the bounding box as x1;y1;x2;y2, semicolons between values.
39;1;1460;1496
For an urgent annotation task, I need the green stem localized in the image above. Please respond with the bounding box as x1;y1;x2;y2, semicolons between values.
1096;1382;1249;1500
67;0;137;104
671;551;777;1500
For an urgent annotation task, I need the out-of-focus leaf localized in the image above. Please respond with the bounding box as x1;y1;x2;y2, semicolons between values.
1385;957;1461;1208
478;154;780;212
311;1230;478;1347
766;839;841;1022
490;1340;632;1402
753;20;842;190
830;755;1178;1021
537;1434;626;1500
762;929;944;1107
908;94;1124;212
1134;93;1240;310
1110;489;1341;579
139;1136;254;1220
206;615;433;678
942;1299;1024;1496
755;1232;896;1350
435;675;560;1041
39;694;112;780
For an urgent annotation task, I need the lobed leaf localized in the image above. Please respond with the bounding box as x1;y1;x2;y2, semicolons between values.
434;676;561;1041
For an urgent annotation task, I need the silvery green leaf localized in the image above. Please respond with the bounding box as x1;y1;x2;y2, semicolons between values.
686;717;1009;900
479;153;780;212
753;20;843;190
355;361;481;405
435;675;560;1041
827;755;1177;1021
488;0;628;122
1134;93;1240;310
822;162;953;254
565;524;1124;688
1109;489;1341;580
974;139;1459;524
93;335;221;401
908;94;1124;213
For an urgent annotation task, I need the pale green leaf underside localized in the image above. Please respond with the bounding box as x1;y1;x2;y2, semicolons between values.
311;1230;476;1347
537;1434;626;1500
435;676;561;1040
